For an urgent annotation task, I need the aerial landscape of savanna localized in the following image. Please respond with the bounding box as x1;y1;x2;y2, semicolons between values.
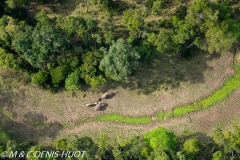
0;0;239;159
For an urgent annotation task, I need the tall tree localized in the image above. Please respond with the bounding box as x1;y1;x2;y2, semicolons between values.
99;39;140;81
144;127;177;151
13;25;68;69
80;50;106;88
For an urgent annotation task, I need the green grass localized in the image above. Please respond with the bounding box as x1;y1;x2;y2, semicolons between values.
155;112;165;120
173;105;197;117
199;74;240;108
95;114;152;124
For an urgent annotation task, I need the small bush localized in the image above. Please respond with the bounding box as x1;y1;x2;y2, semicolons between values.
65;71;81;91
146;0;154;7
32;70;49;85
50;65;68;87
0;130;10;145
88;75;106;88
151;0;165;15
0;48;18;69
135;41;153;62
183;138;202;155
127;36;137;46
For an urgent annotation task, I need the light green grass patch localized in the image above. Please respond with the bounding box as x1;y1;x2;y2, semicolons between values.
96;114;152;124
155;112;165;120
173;105;196;117
200;74;240;108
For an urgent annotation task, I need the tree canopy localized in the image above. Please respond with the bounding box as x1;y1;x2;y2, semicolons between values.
99;39;140;81
144;127;177;151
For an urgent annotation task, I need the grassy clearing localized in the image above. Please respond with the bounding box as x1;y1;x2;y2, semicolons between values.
76;69;240;123
72;56;240;124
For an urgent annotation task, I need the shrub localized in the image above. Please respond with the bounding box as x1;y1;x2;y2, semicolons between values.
144;127;177;150
50;65;68;87
151;0;165;15
55;138;68;150
212;151;223;160
27;146;44;160
146;0;154;7
99;39;140;81
135;41;153;62
0;130;10;145
0;48;18;69
127;36;137;46
88;75;106;88
65;71;81;91
32;70;49;85
183;138;202;155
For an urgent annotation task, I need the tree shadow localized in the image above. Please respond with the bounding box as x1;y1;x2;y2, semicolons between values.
0;111;62;145
105;92;116;99
99;103;108;111
101;48;222;95
0;69;62;145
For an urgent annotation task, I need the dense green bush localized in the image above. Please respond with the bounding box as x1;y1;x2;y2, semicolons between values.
50;65;68;87
99;39;140;81
135;41;153;62
65;71;81;91
55;138;68;150
151;0;165;15
183;138;202;155
32;70;49;85
144;127;177;151
212;151;223;160
0;47;18;69
27;146;44;160
127;36;137;46
80;50;106;88
0;130;10;145
146;0;154;7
